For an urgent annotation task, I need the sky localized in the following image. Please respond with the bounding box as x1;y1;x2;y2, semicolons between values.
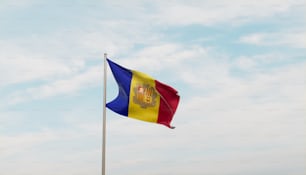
0;0;305;175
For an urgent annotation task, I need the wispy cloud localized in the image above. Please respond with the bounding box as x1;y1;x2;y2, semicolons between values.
0;129;58;157
6;65;101;105
239;31;306;48
153;0;305;26
0;39;86;87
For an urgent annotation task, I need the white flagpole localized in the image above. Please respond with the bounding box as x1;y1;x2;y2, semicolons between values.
102;53;107;175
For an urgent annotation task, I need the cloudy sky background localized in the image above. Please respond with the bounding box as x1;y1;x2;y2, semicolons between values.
0;0;305;175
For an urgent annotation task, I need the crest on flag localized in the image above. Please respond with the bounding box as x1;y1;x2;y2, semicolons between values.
133;84;157;108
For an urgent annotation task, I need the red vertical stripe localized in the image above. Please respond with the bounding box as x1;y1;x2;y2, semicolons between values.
155;80;180;128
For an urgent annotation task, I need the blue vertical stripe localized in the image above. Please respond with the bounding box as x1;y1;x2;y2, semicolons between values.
106;59;132;116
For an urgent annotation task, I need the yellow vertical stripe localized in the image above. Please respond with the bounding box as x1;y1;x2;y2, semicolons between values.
128;70;160;123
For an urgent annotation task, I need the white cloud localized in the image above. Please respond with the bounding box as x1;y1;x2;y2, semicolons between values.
0;40;86;87
0;111;26;133
0;0;38;11
118;43;209;72
239;33;265;45
0;127;101;175
239;31;306;48
153;0;305;26
6;65;102;104
234;53;295;71
0;129;58;157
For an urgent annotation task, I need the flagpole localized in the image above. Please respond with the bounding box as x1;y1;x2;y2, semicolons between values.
102;53;107;175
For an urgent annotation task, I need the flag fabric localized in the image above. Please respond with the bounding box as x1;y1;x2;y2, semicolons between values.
106;59;180;128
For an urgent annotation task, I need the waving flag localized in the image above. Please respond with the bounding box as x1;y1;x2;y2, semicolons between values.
106;59;180;128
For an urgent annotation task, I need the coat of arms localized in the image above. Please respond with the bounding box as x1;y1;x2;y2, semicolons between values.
133;84;157;108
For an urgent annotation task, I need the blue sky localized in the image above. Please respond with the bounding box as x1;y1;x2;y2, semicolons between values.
0;0;305;175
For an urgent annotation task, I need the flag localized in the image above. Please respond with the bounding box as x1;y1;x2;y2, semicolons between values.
106;59;180;128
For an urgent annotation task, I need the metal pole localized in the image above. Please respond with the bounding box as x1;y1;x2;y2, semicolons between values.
102;53;107;175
